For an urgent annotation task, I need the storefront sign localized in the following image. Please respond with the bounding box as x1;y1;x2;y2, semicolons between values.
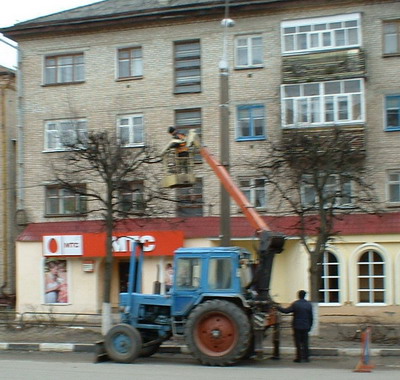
43;231;184;257
84;230;184;257
43;235;83;256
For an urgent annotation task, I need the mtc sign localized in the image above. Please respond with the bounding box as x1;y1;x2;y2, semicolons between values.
43;235;83;256
112;236;156;253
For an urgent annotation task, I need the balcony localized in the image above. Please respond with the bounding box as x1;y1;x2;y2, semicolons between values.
282;49;366;84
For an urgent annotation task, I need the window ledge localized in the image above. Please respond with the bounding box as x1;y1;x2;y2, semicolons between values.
122;143;145;148
385;127;400;132
356;303;387;306
45;214;86;218
42;81;85;87
383;53;400;58
234;65;264;71
385;202;400;208
318;303;342;307
236;136;266;142
116;76;143;82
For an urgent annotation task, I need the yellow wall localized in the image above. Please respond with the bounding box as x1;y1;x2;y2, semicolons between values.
16;242;100;315
16;234;400;322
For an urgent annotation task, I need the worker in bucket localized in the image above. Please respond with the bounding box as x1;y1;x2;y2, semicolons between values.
161;126;190;173
162;126;189;157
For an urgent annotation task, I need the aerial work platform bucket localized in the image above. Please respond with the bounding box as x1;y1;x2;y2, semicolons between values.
161;151;196;188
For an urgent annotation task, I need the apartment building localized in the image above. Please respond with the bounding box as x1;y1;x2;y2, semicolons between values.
1;0;400;322
0;65;16;300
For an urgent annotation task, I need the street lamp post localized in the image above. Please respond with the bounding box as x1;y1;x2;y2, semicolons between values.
219;3;235;247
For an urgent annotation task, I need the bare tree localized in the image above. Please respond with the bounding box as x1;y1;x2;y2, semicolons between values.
249;127;378;304
51;129;170;334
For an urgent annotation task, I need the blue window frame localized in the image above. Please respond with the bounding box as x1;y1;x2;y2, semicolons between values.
236;105;266;141
385;95;400;131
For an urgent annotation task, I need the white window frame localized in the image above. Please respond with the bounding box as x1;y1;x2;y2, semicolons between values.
357;249;386;305
281;79;365;127
44;119;87;152
281;13;361;55
301;174;353;208
319;251;341;305
235;34;263;68
117;46;143;79
387;170;400;203
239;177;267;209
117;114;145;147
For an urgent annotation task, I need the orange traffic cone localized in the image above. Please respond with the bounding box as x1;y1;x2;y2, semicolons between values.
353;326;375;372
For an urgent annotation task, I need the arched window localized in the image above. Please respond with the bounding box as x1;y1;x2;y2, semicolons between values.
319;251;340;303
357;250;385;304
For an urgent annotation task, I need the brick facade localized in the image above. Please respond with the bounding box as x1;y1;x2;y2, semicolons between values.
0;66;16;295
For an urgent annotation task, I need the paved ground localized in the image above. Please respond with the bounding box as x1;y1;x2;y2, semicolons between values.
0;323;398;351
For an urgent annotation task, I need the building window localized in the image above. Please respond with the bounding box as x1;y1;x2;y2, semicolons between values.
119;181;144;212
208;258;233;290
301;174;352;208
45;186;86;216
239;178;266;209
383;21;400;55
45;119;87;151
176;257;201;289
177;178;203;217
117;47;143;79
174;40;201;94
385;95;400;130
117;114;144;147
388;171;400;203
175;108;201;135
235;35;263;68
357;250;385;304
44;53;84;85
281;79;364;127
318;251;340;304
281;13;360;54
237;105;266;140
175;108;202;159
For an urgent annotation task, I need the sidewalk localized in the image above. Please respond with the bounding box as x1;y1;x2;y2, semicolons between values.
1;325;399;357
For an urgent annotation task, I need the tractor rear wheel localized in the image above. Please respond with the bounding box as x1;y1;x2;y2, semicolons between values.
104;324;142;363
184;300;251;366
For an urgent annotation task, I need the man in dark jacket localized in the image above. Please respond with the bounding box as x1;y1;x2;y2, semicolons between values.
278;290;313;362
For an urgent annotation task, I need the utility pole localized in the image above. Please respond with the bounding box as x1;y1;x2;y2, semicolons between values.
219;1;235;246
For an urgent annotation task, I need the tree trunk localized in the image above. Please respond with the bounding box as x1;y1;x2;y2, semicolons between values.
102;206;114;335
309;251;323;336
101;301;113;336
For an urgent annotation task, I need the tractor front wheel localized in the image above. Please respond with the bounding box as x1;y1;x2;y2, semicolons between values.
104;324;142;363
184;300;251;366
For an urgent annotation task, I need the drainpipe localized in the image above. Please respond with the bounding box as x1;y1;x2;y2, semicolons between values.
16;46;24;212
1;84;7;288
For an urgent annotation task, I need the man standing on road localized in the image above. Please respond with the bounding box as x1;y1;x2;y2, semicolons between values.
278;289;313;363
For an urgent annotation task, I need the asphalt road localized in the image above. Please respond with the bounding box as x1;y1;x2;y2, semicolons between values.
0;351;399;380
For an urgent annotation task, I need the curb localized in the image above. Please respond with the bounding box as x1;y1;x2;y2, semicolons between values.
0;342;95;353
1;343;399;356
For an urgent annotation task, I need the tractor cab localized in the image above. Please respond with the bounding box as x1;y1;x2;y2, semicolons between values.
171;247;254;317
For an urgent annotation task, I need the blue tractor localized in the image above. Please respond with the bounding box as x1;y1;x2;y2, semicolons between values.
103;231;285;366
